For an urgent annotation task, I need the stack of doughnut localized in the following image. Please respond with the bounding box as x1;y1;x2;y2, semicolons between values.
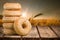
2;3;32;36
2;3;21;34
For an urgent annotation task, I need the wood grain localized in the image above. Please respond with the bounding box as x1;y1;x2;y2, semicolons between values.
37;26;57;38
4;35;21;38
22;26;39;38
50;26;60;37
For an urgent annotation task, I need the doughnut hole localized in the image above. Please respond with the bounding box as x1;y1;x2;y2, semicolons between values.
22;23;27;28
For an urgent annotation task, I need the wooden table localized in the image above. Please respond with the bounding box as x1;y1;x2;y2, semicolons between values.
0;25;60;40
0;15;60;40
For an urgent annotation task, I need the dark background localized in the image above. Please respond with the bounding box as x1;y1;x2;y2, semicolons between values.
0;0;60;19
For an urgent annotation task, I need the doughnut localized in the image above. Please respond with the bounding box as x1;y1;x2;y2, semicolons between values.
2;16;19;23
3;23;13;29
3;10;21;16
3;28;15;35
14;17;32;35
3;3;21;10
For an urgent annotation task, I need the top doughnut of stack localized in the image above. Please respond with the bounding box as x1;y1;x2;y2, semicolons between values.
3;3;21;10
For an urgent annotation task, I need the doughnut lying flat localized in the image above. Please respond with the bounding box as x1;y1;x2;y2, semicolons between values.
2;16;19;23
3;10;21;16
3;28;15;35
14;17;32;36
3;23;13;29
3;3;21;9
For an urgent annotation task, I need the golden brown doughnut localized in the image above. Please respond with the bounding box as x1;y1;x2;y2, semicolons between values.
3;23;13;29
3;10;21;16
3;3;21;10
2;16;20;23
14;17;32;35
3;28;15;35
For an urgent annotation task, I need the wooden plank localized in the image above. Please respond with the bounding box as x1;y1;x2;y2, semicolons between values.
22;26;39;38
4;35;21;38
37;26;57;38
50;26;60;37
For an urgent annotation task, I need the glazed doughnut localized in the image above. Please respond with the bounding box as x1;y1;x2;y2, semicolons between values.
3;3;21;10
3;23;13;29
2;16;19;23
14;17;32;35
3;29;15;35
3;10;21;16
